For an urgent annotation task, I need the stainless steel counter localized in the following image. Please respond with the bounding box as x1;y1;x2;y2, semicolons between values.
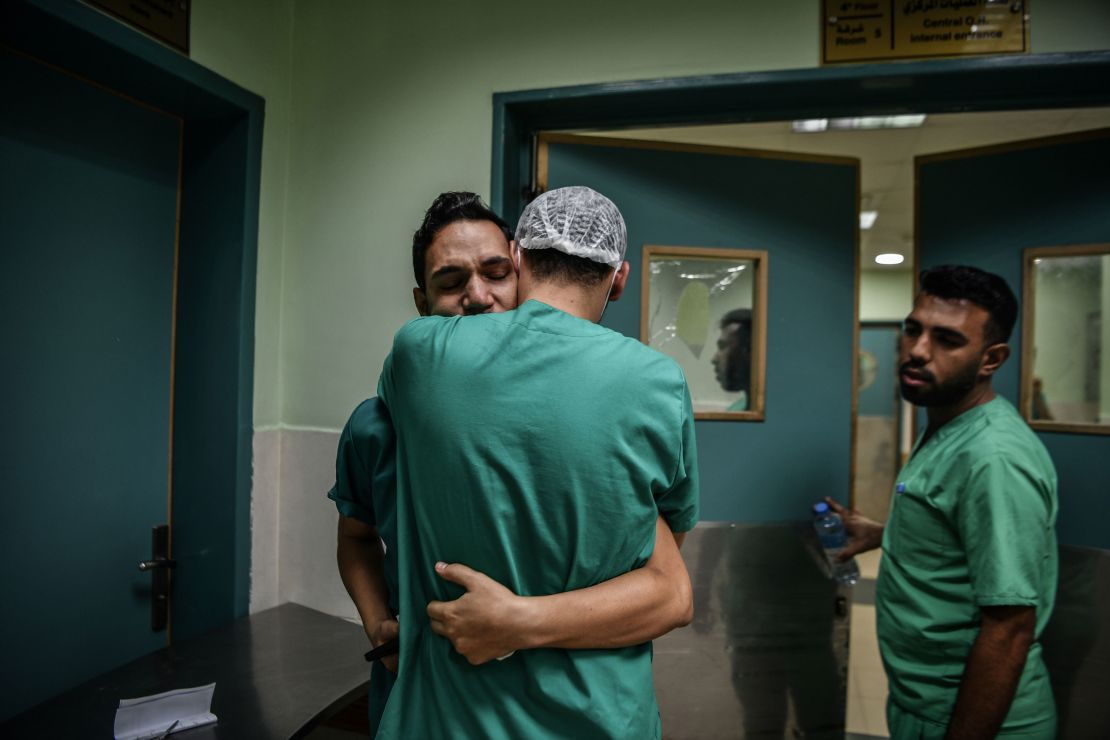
0;603;370;739
654;523;850;739
1042;544;1110;738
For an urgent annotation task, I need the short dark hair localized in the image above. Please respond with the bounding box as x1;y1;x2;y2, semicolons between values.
919;265;1018;344
720;308;752;330
411;192;512;289
522;248;613;287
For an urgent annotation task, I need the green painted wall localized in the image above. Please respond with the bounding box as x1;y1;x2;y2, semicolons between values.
189;0;1110;430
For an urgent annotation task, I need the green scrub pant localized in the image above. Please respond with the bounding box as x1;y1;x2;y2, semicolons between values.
887;700;1055;740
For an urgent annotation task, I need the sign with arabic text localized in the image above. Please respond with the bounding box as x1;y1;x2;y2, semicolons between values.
823;0;1029;64
88;0;190;54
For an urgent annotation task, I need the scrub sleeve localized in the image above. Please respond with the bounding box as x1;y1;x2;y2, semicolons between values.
327;398;399;738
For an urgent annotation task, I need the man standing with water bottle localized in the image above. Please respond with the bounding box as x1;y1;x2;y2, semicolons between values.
828;266;1058;740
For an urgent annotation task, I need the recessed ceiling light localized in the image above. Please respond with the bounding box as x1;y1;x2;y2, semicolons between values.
875;253;905;265
860;211;878;229
836;115;926;130
793;114;926;133
791;119;829;133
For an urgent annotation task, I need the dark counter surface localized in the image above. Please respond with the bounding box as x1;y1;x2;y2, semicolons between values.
1;603;370;739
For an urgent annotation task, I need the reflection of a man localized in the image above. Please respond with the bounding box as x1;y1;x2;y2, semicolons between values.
691;526;843;736
712;308;752;411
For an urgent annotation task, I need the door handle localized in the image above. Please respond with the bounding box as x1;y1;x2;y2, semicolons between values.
138;558;176;571
140;524;173;632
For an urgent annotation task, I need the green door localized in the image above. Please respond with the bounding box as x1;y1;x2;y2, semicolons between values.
916;129;1110;551
0;48;181;719
542;135;860;521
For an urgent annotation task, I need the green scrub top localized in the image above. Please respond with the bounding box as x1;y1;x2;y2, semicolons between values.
877;396;1058;736
327;397;399;737
376;300;700;740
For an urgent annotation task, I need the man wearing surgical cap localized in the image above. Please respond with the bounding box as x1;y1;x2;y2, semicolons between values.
376;186;700;739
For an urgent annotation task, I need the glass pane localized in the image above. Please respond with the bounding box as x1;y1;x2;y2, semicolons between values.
646;254;756;415
1031;253;1109;425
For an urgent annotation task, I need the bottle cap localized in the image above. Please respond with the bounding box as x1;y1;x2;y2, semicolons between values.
812;502;829;514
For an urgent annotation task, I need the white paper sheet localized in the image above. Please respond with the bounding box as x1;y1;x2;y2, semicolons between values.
113;683;217;740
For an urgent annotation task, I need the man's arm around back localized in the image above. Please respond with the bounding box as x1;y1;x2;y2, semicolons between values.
427;515;693;664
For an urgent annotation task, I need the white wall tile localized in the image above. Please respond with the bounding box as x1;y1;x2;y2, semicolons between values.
278;428;360;621
250;429;281;613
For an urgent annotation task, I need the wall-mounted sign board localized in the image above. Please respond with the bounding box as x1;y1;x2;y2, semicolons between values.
87;0;190;54
822;0;1029;65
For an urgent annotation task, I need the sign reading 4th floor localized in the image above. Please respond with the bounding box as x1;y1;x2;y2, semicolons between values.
822;0;1030;65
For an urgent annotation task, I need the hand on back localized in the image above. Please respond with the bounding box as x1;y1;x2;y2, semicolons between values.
426;562;527;665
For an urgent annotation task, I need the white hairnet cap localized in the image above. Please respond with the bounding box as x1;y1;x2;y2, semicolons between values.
515;186;627;269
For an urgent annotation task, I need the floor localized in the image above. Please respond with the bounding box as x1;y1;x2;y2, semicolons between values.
846;549;889;738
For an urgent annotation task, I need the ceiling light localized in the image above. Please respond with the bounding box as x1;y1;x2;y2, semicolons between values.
793;114;926;133
860;211;878;229
791;119;829;133
834;115;926;130
875;253;905;265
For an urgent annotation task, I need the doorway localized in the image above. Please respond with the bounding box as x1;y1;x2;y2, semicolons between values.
0;0;263;721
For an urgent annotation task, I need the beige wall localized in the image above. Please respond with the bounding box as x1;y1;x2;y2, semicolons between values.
860;270;913;322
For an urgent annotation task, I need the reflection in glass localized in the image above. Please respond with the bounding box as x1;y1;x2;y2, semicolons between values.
712;309;752;412
1030;253;1110;426
646;254;756;415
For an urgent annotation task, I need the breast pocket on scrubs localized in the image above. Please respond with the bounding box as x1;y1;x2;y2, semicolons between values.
884;475;956;568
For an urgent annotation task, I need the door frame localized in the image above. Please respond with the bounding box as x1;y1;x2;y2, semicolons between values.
2;0;263;638
492;51;1110;220
492;50;1110;506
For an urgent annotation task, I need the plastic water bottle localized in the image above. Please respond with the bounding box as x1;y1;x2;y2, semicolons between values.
812;502;860;585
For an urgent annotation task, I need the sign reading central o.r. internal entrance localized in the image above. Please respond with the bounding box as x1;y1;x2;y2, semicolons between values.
822;0;1030;65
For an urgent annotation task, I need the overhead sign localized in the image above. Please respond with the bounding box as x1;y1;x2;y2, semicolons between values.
823;0;1029;65
87;0;190;54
